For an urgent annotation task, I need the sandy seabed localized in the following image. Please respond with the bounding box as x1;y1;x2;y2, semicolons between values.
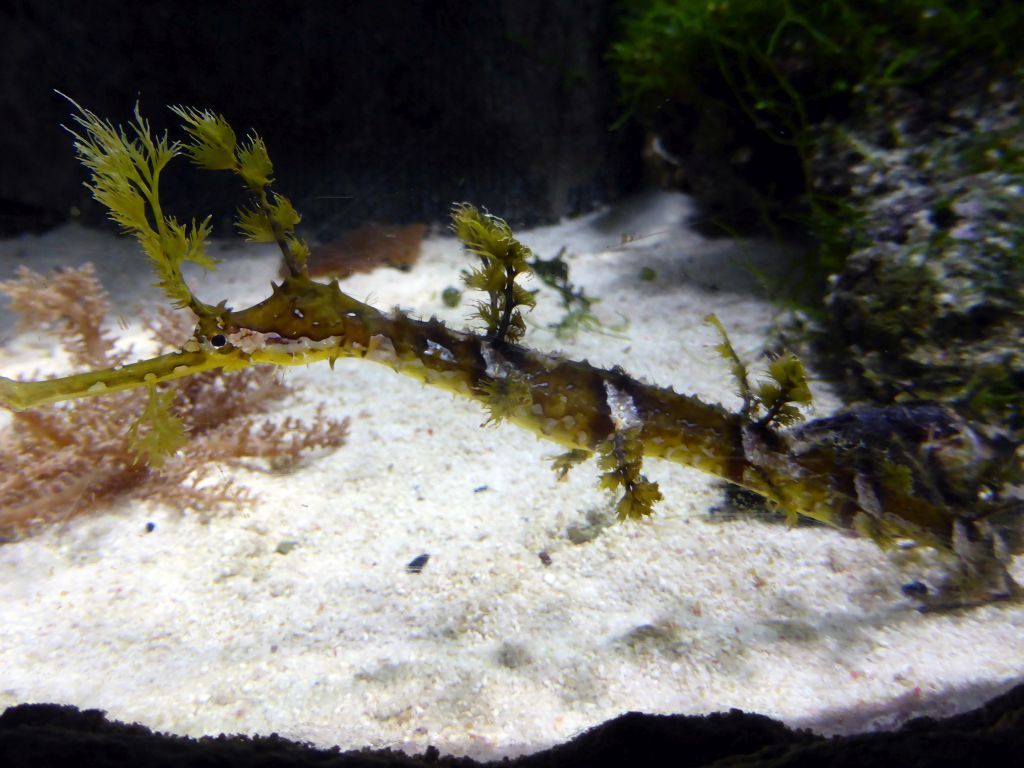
1;191;1023;760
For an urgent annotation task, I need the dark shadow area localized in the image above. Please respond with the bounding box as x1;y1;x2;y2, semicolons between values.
0;0;642;239
5;680;1024;767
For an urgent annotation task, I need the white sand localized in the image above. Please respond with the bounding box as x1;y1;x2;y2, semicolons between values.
1;191;1023;760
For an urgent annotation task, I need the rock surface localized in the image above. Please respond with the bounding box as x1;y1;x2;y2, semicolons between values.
816;66;1023;440
4;681;1024;767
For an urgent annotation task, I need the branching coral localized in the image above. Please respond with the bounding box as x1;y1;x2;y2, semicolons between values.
0;263;349;540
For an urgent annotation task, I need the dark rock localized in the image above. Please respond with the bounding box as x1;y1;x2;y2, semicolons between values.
6;682;1024;767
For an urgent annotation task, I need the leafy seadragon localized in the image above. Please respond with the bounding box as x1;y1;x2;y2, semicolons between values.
2;101;1021;607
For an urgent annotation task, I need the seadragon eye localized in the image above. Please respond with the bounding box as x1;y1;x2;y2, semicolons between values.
210;334;226;347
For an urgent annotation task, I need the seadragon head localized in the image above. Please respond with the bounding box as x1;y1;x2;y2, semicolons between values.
203;275;384;365
0;99;380;416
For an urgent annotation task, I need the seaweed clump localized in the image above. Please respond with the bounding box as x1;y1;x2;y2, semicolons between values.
0;263;350;540
610;0;1024;260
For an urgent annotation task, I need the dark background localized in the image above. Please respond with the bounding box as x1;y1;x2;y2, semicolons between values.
0;0;642;239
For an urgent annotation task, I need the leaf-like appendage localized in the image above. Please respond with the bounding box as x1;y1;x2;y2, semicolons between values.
451;204;535;343
63;96;223;312
237;206;277;242
613;476;663;522
237;134;274;189
471;299;500;330
705;313;753;414
128;384;187;468
756;353;811;428
705;314;811;429
596;426;662;521
171;106;238;171
550;449;592;480
268;193;300;231
477;372;532;427
285;235;310;272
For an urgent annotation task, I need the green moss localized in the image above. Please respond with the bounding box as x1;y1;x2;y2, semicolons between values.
612;0;1023;153
609;0;1024;279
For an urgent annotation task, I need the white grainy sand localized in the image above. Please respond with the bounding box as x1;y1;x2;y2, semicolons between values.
1;191;1023;760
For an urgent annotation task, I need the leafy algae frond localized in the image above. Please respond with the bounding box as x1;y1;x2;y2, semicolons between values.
1;101;1021;606
706;313;811;429
451;203;536;345
127;384;188;468
64;96;217;313
172;105;310;278
597;426;664;522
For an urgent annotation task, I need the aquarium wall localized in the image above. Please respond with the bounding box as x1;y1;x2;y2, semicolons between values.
0;0;641;238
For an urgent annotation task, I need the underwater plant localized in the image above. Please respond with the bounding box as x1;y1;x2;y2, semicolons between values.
1;101;1021;606
0;263;350;540
528;246;626;341
610;0;1024;269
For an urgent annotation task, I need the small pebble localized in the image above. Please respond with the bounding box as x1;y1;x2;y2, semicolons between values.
901;581;929;598
406;553;430;574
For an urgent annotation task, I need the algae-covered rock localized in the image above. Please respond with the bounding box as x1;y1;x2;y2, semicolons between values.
610;1;1024;505
817;69;1023;437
